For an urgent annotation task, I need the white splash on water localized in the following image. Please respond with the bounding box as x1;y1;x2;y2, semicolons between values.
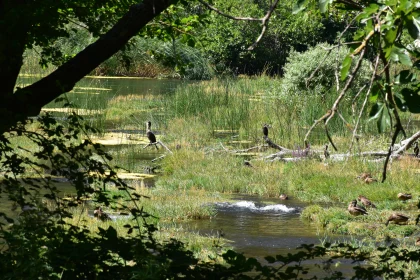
216;200;295;212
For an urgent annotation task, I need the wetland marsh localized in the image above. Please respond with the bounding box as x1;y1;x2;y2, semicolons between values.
9;74;420;277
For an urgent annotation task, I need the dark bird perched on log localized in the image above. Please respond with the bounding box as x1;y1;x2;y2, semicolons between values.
398;193;412;201
348;200;368;216
262;124;270;138
414;142;419;157
324;144;330;159
146;121;158;150
385;213;409;226
94;207;111;221
357;195;376;209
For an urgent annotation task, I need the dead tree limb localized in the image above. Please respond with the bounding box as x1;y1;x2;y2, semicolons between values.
143;141;173;154
197;0;280;50
264;136;289;151
394;130;420;155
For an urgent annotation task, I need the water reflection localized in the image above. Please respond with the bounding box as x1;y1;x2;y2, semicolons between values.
184;195;359;278
186;195;319;256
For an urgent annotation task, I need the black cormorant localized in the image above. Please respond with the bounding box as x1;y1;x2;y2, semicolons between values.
414;142;419;157
146;121;158;150
324;144;330;159
262;124;269;138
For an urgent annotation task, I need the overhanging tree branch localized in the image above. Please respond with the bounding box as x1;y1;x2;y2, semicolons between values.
1;0;173;134
197;0;280;50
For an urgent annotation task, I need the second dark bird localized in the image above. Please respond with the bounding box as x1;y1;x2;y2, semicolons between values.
414;142;419;157
262;124;270;138
146;120;158;150
324;144;330;159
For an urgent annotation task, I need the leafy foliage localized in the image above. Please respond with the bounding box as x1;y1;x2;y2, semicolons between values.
281;43;371;96
193;0;345;75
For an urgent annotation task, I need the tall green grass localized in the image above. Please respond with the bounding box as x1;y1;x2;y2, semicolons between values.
164;75;382;147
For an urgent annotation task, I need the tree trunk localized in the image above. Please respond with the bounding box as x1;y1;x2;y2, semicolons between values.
0;0;173;134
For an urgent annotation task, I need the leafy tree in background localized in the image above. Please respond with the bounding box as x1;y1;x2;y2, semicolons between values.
193;0;347;75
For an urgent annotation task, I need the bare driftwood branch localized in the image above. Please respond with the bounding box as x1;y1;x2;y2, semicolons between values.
152;155;166;162
198;0;280;50
233;145;267;153
264;136;289;151
394;130;420;154
143;141;173;154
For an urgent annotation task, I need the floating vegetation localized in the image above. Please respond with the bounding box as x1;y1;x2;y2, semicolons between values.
74;86;112;91
89;132;149;145
41;108;103;115
88;170;156;179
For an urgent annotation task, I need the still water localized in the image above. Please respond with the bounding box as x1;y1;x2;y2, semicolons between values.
184;194;358;278
187;194;318;256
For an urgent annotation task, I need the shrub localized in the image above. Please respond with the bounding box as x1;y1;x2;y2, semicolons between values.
281;43;371;97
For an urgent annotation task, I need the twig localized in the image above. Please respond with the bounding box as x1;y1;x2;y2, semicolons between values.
151;155;166;162
349;54;381;153
198;0;280;50
304;48;366;149
233;145;267;153
380;49;406;182
157;141;173;154
351;84;367;115
305;46;337;88
325;48;366;126
247;0;280;51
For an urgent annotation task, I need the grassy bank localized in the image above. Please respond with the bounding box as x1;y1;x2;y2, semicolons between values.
158;149;420;240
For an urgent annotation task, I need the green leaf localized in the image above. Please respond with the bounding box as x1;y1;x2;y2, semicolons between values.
384;26;398;47
405;16;420;39
394;70;417;84
369;84;381;102
319;0;332;13
340;55;352;81
390;46;413;66
369;103;391;133
394;91;407;111
293;0;309;14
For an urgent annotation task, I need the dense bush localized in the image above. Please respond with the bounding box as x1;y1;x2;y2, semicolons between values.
280;43;372;97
